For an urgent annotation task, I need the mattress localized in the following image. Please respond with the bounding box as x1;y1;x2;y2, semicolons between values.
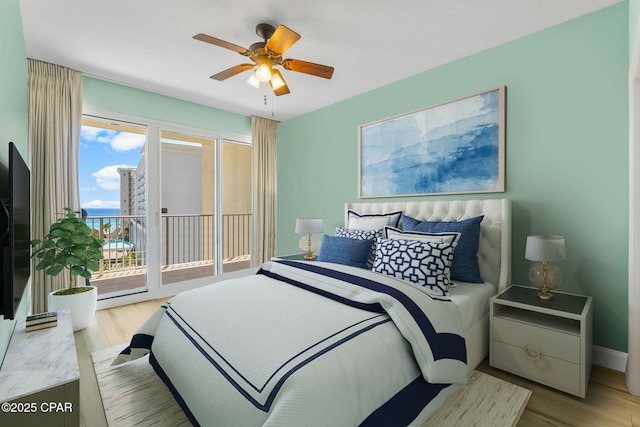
448;281;497;331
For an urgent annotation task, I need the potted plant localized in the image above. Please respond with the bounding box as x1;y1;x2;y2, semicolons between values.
31;208;104;331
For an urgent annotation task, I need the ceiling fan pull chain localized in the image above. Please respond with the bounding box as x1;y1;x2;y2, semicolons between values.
264;93;267;106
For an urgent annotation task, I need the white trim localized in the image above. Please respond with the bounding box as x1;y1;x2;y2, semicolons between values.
593;345;628;373
628;9;640;397
82;104;251;144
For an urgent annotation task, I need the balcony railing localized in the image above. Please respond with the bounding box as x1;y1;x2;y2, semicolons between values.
85;213;252;278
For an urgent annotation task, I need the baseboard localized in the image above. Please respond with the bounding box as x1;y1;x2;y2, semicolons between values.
593;345;627;372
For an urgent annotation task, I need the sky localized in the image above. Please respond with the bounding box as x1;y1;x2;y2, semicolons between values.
79;126;145;209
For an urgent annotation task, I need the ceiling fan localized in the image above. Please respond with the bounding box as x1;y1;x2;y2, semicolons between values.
194;23;334;96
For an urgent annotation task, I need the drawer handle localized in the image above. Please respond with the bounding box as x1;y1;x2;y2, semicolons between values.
523;345;541;360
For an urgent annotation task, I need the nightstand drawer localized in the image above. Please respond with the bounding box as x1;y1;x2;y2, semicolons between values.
493;341;581;394
494;316;580;364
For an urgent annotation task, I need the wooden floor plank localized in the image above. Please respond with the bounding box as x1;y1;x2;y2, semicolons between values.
75;298;640;427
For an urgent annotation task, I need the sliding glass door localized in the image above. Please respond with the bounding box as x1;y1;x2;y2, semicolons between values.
159;131;216;284
80;116;148;298
80;111;252;304
159;131;253;281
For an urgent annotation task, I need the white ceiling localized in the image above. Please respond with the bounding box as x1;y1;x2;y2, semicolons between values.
19;0;621;122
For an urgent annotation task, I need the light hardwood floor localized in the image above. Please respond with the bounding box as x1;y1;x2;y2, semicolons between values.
75;298;640;427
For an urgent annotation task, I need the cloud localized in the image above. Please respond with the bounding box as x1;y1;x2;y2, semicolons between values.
80;186;98;192
82;200;121;208
111;132;146;152
92;164;136;191
81;126;145;152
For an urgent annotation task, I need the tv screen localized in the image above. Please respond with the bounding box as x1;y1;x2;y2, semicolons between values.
1;142;31;320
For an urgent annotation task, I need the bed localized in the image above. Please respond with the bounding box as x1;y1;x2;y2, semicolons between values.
113;198;511;426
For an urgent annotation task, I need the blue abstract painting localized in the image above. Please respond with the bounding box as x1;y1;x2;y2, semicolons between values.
359;87;505;198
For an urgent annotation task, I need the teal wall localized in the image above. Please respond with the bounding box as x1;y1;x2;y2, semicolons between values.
0;0;28;165
631;0;639;55
277;4;630;352
0;0;29;364
83;77;251;137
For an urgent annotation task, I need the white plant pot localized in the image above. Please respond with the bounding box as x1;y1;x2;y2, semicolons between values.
48;286;97;332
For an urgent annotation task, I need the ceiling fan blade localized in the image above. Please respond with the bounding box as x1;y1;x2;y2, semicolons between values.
273;82;290;96
265;25;300;56
210;64;254;81
269;69;290;96
282;59;334;79
193;33;249;56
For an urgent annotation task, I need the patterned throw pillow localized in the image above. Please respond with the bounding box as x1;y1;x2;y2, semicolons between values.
335;227;382;269
372;238;456;296
401;214;484;283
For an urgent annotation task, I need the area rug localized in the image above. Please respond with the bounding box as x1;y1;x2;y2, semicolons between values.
92;345;531;426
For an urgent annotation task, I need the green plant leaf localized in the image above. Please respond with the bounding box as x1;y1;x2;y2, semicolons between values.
71;235;86;245
86;261;100;271
77;268;92;279
70;265;87;277
58;222;76;232
65;256;82;265
71;247;88;258
45;264;64;276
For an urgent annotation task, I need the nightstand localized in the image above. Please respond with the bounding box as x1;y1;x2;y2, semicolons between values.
490;285;593;398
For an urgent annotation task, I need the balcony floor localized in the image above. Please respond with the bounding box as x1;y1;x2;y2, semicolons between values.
91;256;252;297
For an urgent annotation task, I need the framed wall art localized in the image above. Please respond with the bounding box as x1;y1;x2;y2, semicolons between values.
359;86;505;198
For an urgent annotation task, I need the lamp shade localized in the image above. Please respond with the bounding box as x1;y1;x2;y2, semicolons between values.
525;235;566;262
295;218;324;234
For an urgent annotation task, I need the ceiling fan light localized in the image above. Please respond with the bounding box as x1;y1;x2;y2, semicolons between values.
256;63;272;82
269;70;286;90
246;72;261;89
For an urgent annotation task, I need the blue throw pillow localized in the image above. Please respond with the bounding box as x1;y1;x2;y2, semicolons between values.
335;227;383;269
401;214;484;283
318;235;375;269
372;238;456;296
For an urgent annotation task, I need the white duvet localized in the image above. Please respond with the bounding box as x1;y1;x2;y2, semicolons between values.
113;260;468;426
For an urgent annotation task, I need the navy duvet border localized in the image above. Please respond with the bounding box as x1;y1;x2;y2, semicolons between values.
150;351;201;427
359;375;451;426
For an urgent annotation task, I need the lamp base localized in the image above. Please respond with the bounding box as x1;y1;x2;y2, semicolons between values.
298;234;320;261
537;289;554;301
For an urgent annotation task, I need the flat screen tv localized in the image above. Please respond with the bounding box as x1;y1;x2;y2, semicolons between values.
1;142;31;320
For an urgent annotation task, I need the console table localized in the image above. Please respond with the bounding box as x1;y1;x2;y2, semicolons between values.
0;309;79;426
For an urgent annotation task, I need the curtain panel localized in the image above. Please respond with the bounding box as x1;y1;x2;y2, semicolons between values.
251;116;277;267
27;59;83;312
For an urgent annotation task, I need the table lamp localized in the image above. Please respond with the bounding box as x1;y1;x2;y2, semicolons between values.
525;235;566;301
295;218;323;260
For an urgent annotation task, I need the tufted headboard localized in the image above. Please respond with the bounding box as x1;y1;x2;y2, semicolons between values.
345;198;511;291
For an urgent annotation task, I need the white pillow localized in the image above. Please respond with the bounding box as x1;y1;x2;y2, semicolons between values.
347;210;402;231
383;226;461;245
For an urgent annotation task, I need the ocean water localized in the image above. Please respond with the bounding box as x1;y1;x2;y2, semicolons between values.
83;208;120;217
83;208;121;231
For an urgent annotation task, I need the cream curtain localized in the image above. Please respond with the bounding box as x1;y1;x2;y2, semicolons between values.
28;60;83;312
251;116;278;267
